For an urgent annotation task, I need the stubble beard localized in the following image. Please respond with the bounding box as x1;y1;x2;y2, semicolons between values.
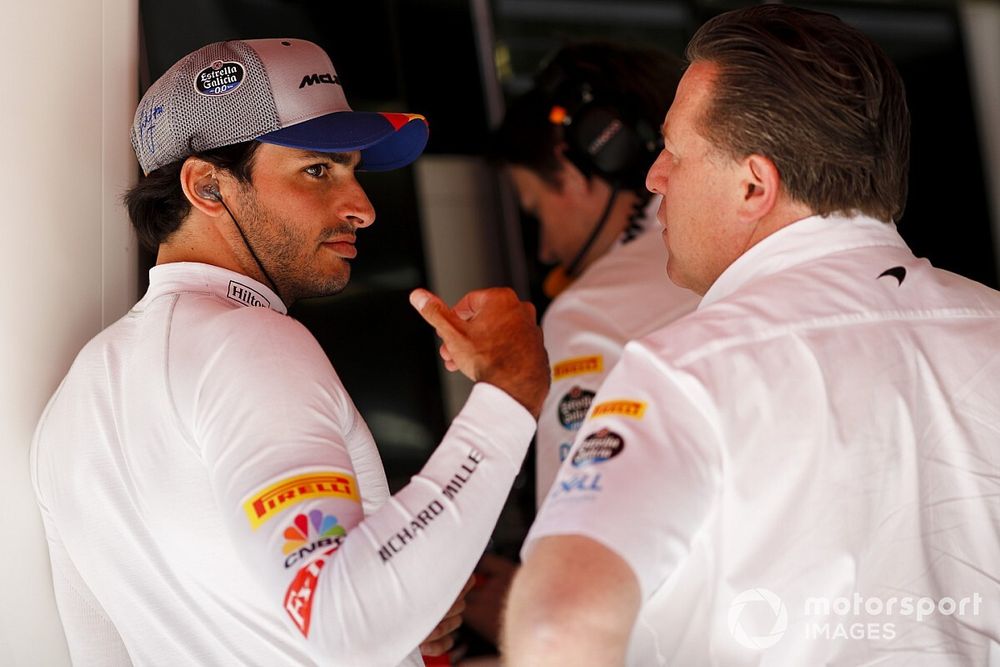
238;187;354;304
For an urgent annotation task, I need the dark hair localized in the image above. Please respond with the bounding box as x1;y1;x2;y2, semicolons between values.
123;141;262;250
490;41;682;193
686;5;910;222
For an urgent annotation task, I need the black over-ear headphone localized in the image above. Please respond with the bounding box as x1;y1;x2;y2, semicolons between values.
536;65;661;191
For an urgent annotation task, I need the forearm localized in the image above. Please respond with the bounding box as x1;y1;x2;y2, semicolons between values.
298;384;535;664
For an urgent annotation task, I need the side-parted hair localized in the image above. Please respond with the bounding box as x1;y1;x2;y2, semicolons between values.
123;141;262;251
686;5;910;222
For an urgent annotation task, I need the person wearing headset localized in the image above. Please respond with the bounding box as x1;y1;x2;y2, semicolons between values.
461;41;701;647
31;38;549;666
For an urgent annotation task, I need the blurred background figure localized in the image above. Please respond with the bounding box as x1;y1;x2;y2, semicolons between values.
461;40;700;652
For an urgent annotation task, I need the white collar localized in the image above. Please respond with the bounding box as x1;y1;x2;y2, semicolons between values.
699;213;909;310
143;262;287;315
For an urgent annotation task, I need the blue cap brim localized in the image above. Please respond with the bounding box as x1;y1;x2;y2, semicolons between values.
257;112;429;171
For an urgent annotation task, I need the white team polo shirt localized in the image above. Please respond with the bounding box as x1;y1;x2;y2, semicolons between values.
33;262;536;666
527;214;1000;665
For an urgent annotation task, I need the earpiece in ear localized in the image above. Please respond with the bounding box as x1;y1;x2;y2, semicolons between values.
197;183;221;201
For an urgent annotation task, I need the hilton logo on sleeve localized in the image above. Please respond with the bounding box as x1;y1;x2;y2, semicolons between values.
227;280;270;308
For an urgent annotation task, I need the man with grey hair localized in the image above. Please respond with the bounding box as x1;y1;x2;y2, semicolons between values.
504;5;1000;665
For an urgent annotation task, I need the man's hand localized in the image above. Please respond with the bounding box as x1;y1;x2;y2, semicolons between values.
420;576;475;657
410;287;550;418
462;552;518;646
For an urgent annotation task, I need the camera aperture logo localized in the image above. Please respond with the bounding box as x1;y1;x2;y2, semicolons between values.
729;588;983;650
729;588;789;649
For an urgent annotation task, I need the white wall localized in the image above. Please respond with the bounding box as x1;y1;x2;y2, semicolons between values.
960;0;1000;286
0;0;138;664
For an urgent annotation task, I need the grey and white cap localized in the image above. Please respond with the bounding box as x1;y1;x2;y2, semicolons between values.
130;38;428;175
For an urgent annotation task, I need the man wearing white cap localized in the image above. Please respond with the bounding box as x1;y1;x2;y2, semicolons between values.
32;38;549;666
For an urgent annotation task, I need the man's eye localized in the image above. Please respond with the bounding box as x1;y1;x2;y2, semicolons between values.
305;164;328;178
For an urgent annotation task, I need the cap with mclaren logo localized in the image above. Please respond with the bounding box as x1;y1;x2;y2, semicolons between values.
130;38;428;175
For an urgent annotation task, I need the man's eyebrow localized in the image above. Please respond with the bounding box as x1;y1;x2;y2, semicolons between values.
299;150;358;166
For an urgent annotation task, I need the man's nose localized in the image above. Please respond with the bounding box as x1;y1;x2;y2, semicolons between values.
645;156;665;194
343;180;375;229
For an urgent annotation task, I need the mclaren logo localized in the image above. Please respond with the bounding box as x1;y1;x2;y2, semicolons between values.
878;266;907;286
299;72;341;88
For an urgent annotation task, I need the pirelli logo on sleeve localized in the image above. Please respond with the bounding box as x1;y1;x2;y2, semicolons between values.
244;471;360;530
552;355;603;381
590;399;647;420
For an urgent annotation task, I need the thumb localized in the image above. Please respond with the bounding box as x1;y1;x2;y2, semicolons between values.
409;288;466;345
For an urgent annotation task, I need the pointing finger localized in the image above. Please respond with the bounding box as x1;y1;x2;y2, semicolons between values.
410;288;466;345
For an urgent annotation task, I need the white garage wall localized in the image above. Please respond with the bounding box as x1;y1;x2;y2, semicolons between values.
960;0;1000;286
0;1;138;664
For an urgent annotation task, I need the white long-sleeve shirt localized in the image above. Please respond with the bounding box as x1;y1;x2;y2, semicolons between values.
32;262;535;666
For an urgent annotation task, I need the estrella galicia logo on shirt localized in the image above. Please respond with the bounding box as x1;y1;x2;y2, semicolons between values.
194;60;245;96
571;428;624;467
283;510;347;569
558;386;595;430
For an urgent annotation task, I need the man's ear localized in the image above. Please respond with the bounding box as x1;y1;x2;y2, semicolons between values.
738;154;780;223
179;157;226;217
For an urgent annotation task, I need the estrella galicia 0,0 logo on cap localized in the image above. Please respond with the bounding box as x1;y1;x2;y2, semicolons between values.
194;60;245;96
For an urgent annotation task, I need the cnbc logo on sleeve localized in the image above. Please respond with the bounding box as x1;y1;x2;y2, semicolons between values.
282;510;346;568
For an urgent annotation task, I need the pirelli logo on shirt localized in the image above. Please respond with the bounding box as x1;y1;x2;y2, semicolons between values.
244;471;360;530
552;355;603;381
590;399;647;420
